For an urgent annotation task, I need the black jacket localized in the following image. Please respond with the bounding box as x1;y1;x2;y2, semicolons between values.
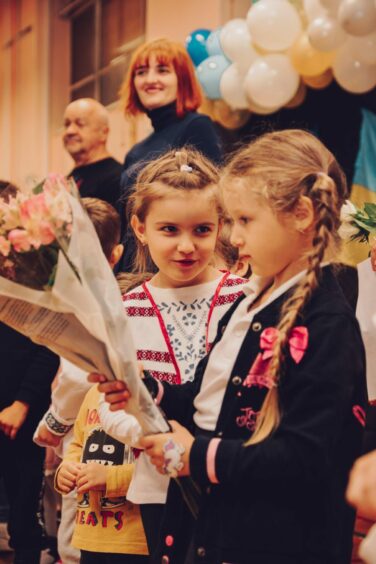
70;157;122;208
148;267;367;564
0;322;59;426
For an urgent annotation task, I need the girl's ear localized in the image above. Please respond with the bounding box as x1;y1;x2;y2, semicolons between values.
131;214;147;244
109;244;124;269
294;196;315;233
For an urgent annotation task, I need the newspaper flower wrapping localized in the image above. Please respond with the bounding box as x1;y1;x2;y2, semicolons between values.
0;175;169;436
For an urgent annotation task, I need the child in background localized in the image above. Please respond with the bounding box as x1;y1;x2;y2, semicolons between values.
55;384;148;564
96;131;367;564
34;198;125;564
97;148;246;556
0;181;60;564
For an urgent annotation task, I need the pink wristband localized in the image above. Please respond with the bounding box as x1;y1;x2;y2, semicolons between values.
207;438;221;484
155;380;164;405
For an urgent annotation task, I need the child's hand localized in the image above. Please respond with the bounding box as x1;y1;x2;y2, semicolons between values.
45;447;61;472
76;462;109;493
140;420;194;477
35;423;62;447
57;461;83;493
87;374;131;412
347;450;376;519
0;401;29;439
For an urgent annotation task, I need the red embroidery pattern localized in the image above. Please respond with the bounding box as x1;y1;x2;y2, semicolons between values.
149;370;179;384
353;405;366;427
215;291;244;306
122;291;148;302
236;407;259;431
223;276;246;287
124;306;155;317
137;350;171;363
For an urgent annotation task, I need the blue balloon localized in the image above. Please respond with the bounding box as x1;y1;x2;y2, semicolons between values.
196;55;231;100
206;28;224;57
186;28;211;66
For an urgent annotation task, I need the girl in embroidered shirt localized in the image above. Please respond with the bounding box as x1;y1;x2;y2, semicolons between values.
94;130;367;564
98;147;246;557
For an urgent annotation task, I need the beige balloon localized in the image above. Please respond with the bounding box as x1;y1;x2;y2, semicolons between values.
285;81;307;107
302;68;334;88
290;32;335;76
198;98;216;121
247;98;281;115
213;100;250;129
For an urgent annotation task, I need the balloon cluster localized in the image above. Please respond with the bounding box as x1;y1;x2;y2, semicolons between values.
186;0;376;123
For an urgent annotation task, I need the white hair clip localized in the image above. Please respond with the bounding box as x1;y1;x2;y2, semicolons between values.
180;164;193;173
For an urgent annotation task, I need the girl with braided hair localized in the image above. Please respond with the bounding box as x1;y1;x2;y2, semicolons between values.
92;130;367;563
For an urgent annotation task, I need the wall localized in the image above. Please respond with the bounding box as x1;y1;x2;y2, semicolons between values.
0;0;249;184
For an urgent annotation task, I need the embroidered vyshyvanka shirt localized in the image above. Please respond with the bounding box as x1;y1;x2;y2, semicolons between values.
98;271;246;504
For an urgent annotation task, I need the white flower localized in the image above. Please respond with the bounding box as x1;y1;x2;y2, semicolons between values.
340;200;357;223
338;221;359;241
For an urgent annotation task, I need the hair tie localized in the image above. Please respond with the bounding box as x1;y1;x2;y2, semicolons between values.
180;164;193;173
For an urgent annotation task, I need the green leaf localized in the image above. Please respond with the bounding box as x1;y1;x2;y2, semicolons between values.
32;179;45;195
364;203;376;220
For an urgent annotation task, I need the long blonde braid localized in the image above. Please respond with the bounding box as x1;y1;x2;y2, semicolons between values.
221;130;347;445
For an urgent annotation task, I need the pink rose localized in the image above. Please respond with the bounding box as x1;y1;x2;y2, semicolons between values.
20;193;48;223
8;229;32;252
37;221;56;246
0;236;11;257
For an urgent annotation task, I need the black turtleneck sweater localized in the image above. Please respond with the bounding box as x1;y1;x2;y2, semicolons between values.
117;102;223;272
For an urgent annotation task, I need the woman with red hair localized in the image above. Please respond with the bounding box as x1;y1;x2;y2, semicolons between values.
118;38;222;272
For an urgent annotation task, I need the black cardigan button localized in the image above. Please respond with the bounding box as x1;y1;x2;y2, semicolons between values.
197;547;206;558
232;375;242;386
252;321;262;332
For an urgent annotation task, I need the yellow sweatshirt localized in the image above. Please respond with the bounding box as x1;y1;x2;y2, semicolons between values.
56;385;148;556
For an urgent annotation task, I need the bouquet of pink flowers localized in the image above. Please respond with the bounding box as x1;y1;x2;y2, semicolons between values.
0;175;79;290
0;175;169;436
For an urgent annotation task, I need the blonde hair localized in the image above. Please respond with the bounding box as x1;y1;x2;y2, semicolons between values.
128;148;221;272
221;129;347;445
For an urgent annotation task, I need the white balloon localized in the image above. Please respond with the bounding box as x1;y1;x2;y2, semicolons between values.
347;31;376;64
220;64;250;109
220;19;258;71
338;0;376;36
333;41;376;92
247;0;302;52
244;54;300;108
308;15;347;50
319;0;342;14
304;0;327;21
248;99;281;114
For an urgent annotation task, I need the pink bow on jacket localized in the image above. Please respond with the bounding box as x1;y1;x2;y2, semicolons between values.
259;326;309;364
243;326;309;389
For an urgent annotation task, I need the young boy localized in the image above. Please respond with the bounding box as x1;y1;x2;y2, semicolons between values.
35;197;147;563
